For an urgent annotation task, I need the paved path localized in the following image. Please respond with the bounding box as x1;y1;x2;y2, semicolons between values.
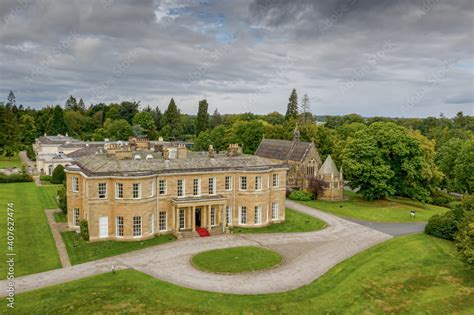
0;201;392;296
344;218;427;236
44;209;72;267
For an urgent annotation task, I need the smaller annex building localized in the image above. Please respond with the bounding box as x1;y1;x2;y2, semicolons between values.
255;127;343;200
65;143;288;241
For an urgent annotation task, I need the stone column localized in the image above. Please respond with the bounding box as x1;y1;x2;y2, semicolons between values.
192;205;196;231
221;204;225;232
208;205;212;230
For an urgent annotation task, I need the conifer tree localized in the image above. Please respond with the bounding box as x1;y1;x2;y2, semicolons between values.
285;88;298;120
196;99;209;135
46;105;68;135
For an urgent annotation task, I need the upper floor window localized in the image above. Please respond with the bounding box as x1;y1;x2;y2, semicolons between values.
177;179;185;197
115;183;123;199
255;176;262;190
272;174;279;187
132;183;141;199
193;178;201;196
72;176;79;192
98;183;107;199
239;176;247;190
209;177;216;195
159;179;166;195
225;176;232;191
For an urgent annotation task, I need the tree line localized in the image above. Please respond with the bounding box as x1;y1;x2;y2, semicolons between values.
0;89;472;199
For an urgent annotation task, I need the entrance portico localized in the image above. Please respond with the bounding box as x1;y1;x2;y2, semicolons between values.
171;195;227;236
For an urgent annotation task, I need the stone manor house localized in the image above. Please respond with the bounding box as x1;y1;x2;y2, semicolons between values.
65;143;287;241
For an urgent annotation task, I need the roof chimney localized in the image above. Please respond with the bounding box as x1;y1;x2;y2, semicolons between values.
177;143;187;159
208;145;215;158
226;143;242;157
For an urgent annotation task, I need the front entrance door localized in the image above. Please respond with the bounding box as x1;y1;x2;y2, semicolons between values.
195;208;201;228
99;216;108;238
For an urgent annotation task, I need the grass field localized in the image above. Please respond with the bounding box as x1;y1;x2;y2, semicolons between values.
191;246;282;274
301;190;449;222
62;232;176;265
0;183;61;279
233;208;326;234
4;233;472;314
0;153;22;168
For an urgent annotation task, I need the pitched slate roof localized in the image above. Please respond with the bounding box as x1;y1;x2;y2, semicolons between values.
68;153;287;177
255;139;313;162
319;155;339;175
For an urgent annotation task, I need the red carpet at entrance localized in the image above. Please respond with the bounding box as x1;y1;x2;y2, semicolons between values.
196;227;210;237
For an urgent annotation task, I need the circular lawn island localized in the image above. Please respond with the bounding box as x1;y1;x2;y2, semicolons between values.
191;246;283;274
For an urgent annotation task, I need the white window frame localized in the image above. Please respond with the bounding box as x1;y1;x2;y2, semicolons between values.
132;183;141;199
239;176;247;190
225;176;232;191
177;179;185;197
272;174;279;187
150;180;155;197
255;176;262;191
225;205;232;225
133;216;142;237
115;182;123;199
116;216;124;237
159;211;167;231
255;206;262;224
239;206;247;224
179;208;185;229
193;178;201;196
159;179;167;195
210;207;216;226
73;208;80;227
209;177;216;195
72;176;79;192
272;202;279;220
98;183;107;199
149;214;154;234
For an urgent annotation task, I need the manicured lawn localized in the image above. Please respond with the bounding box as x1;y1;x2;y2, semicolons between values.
36;184;61;208
233;208;326;234
0;153;22;168
191;246;282;274
54;212;67;222
4;234;473;313
0;183;61;279
61;231;176;265
301;190;449;222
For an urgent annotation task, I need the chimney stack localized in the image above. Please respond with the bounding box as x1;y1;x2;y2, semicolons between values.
226;143;242;157
208;144;216;158
177;143;187;159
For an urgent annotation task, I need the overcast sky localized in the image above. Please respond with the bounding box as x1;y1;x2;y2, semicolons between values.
0;0;473;117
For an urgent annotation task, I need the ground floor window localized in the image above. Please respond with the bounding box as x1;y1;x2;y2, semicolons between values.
159;211;167;231
179;208;185;230
133;216;142;237
116;216;124;237
254;206;262;224
210;207;216;226
149;214;154;234
240;206;247;224
272;202;278;220
225;206;232;225
73;208;80;227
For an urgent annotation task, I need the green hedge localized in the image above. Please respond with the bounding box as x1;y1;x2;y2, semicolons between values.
40;175;52;182
425;211;458;240
0;173;34;183
288;190;313;201
80;220;89;241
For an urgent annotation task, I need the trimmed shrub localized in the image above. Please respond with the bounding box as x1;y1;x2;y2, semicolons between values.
0;173;33;183
454;212;474;266
425;211;458;240
80;220;89;241
40;175;52;182
51;165;65;184
57;183;67;214
288;190;313;201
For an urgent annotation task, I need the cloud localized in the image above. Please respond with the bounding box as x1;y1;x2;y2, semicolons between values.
0;0;472;117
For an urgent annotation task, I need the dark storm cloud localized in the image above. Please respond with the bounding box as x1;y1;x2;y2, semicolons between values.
0;0;472;117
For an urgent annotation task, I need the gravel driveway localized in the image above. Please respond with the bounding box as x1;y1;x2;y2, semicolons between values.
0;200;392;296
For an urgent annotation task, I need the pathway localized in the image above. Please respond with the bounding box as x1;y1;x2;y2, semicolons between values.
344;218;426;236
44;209;72;267
0;201;392;296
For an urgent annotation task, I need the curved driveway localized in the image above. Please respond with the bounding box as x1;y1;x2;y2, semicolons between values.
1;200;392;296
